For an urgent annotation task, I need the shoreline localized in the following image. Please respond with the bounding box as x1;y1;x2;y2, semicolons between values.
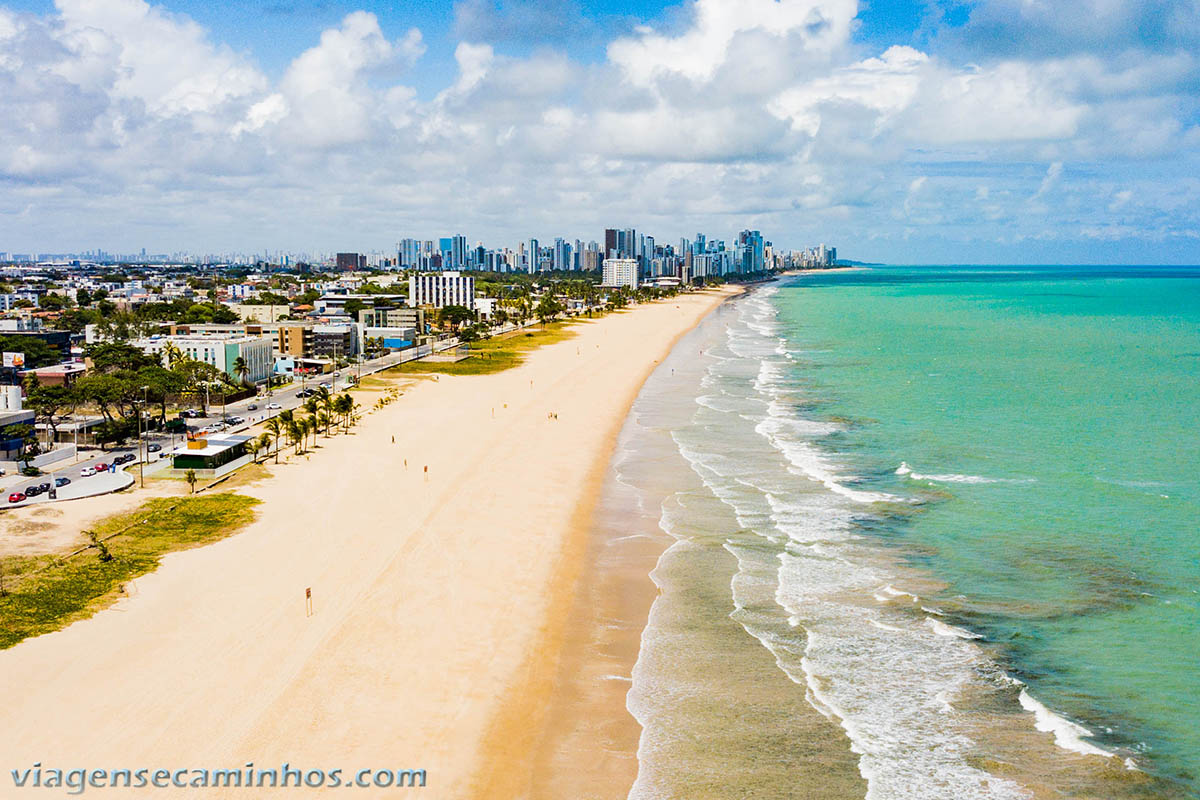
0;288;741;798
468;286;744;797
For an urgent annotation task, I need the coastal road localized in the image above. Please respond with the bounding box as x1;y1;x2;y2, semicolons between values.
3;448;143;509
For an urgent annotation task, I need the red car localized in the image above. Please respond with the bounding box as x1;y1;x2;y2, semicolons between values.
8;492;26;503
94;462;109;472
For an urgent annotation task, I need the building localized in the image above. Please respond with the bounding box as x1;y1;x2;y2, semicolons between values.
359;306;426;333
310;324;356;360
168;434;253;477
275;323;312;359
408;271;475;310
19;362;87;387
602;258;639;289
139;334;273;384
336;252;365;271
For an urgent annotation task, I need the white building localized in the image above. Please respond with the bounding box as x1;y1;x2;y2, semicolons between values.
602;258;639;289
408;271;475;309
138;334;274;385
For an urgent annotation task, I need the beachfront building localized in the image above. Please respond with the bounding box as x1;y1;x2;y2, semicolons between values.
168;434;254;477
408;271;475;310
138;333;273;384
602;258;639;289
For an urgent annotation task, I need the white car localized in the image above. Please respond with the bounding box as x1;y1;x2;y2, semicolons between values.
266;402;282;410
79;467;96;477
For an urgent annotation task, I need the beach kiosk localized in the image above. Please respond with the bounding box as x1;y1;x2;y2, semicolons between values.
168;434;254;478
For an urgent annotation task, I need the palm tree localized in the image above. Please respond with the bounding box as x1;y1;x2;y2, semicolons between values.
318;411;332;436
287;419;302;455
306;415;319;449
232;356;251;387
185;469;197;494
264;418;283;464
317;387;334;435
256;432;272;463
163;343;184;368
245;438;259;463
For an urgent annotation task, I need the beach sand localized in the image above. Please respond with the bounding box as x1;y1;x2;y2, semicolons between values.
0;288;739;798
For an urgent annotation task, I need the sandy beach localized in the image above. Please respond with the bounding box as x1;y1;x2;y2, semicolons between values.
0;288;739;798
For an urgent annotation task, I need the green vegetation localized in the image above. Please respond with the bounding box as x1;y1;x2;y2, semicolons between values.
386;320;579;377
0;493;260;649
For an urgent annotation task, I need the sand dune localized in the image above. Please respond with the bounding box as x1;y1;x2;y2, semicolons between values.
0;288;738;798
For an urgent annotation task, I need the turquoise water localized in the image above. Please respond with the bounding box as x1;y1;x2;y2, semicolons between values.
623;267;1199;799
774;266;1200;792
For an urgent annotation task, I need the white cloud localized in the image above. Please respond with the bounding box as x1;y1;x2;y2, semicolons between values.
54;0;266;117
608;0;857;86
0;0;1197;262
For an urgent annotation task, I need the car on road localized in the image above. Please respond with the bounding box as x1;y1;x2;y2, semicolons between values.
320;383;332;389
181;409;202;418
55;477;70;487
247;404;258;411
147;443;162;453
8;492;25;503
266;402;282;410
94;462;109;472
24;485;41;497
80;467;96;477
226;416;244;425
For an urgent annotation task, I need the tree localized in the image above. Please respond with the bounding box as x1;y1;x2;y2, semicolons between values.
286;419;302;455
535;295;563;327
232;356;250;387
0;335;61;369
185;469;197;494
75;287;92;306
86;342;156;373
173;359;223;415
22;375;72;447
261;417;280;463
317;386;334;435
1;423;39;463
438;305;475;333
162;343;184;368
84;530;112;562
256;432;272;463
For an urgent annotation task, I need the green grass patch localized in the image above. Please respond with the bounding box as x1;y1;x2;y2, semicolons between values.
0;493;260;649
386;321;580;376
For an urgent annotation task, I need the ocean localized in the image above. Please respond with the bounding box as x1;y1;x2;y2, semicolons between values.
612;266;1199;799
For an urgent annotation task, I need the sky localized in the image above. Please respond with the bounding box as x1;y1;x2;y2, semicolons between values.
1;0;1198;263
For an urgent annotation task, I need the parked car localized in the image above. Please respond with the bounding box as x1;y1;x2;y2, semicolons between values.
79;467;96;477
54;477;70;487
8;492;25;503
247;404;259;411
38;482;51;492
266;402;282;410
147;443;162;453
94;462;109;472
320;383;332;389
24;485;41;497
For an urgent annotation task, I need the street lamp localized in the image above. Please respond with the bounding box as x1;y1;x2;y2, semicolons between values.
138;385;149;488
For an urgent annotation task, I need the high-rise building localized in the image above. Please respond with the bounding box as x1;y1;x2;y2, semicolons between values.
601;258;639;289
527;238;539;273
604;229;618;259
336;252;364;271
408;271;475;309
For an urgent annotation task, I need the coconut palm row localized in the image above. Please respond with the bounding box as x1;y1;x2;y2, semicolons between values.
245;387;359;464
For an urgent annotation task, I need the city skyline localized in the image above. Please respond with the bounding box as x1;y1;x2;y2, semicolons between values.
1;0;1198;264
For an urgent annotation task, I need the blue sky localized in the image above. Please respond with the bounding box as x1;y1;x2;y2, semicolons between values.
1;0;1198;263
